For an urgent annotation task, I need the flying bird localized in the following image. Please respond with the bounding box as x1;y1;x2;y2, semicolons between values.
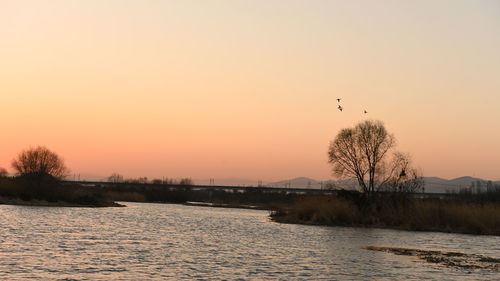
336;98;341;102
364;110;368;114
338;105;343;112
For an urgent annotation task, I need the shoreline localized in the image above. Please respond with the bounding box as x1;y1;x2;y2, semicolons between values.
0;196;125;208
1;197;497;237
171;201;500;237
183;201;271;210
270;215;500;237
268;194;500;236
180;201;500;237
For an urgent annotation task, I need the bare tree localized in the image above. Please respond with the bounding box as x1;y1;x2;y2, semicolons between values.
179;178;193;185
11;146;69;180
151;178;163;184
107;173;124;183
379;152;424;193
328;120;423;195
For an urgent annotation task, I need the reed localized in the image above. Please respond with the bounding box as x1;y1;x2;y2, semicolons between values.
271;194;500;235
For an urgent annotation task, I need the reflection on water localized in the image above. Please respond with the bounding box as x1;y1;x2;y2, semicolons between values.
0;202;498;280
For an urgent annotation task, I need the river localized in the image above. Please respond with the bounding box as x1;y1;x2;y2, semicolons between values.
0;202;498;280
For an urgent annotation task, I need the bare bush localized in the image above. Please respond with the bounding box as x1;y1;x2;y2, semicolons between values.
0;167;8;178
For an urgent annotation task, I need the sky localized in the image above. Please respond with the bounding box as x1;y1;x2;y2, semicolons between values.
1;0;499;182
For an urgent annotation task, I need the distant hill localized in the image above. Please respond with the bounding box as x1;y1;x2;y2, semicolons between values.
423;177;469;193
81;175;499;193
268;177;323;189
268;177;360;190
424;176;500;193
268;176;500;193
195;178;264;186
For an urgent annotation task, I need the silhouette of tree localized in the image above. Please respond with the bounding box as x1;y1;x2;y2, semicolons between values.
11;146;69;180
487;181;494;193
0;167;8;178
328;120;423;195
151;178;163;184
179;178;193;185
382;152;424;193
108;173;124;183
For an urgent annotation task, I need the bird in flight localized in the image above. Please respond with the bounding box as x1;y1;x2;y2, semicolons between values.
364;110;368;114
337;98;341;103
338;105;343;112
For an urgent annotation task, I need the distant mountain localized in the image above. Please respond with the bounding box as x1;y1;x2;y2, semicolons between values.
195;178;266;186
268;176;500;193
269;177;323;189
268;177;359;190
423;177;466;193
78;174;498;193
424;176;500;193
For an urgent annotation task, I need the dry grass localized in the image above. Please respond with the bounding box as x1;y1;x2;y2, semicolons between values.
272;195;361;226
405;200;500;235
271;195;500;235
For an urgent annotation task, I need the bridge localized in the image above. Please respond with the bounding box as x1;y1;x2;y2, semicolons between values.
62;180;334;194
62;180;455;199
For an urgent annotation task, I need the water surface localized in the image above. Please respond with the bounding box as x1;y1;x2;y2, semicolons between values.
0;202;498;280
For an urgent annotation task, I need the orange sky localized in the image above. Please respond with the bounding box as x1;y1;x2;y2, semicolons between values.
1;1;499;182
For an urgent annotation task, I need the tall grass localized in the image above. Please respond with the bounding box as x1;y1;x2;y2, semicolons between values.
271;195;361;226
271;194;500;235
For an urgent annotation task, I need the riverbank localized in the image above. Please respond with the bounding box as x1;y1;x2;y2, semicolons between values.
270;194;500;236
0;196;124;207
183;201;271;210
2;201;495;280
0;178;124;207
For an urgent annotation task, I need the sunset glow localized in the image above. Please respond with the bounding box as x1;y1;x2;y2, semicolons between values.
1;0;499;182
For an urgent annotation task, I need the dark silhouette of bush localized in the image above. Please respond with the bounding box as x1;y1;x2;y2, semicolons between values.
0;167;8;178
0;174;119;207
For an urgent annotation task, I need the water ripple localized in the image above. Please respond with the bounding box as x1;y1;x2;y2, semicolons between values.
0;203;498;280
